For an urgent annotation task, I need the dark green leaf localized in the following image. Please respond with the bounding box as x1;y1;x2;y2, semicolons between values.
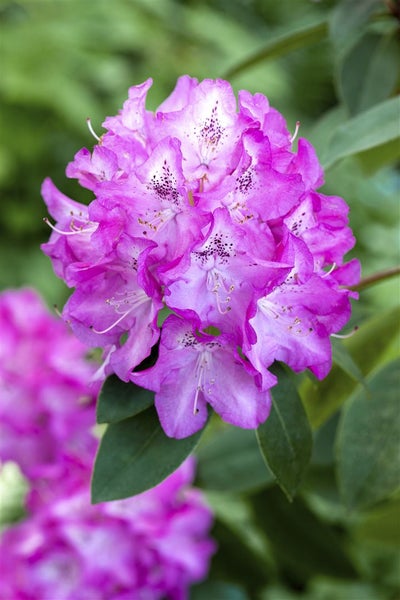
92;406;203;502
303;306;400;428
356;137;400;174
338;32;400;115
196;426;275;493
256;365;312;501
249;487;356;586
191;580;249;600
331;337;366;387
224;18;328;79
96;375;154;424
329;0;382;49
353;499;400;546
311;413;340;468
336;359;400;510
208;519;270;595
309;581;386;600
322;96;400;170
308;105;347;160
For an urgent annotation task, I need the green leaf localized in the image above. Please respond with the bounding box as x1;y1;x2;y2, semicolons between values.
96;375;154;424
256;365;313;501
92;406;203;502
205;490;271;565
336;358;400;510
224;18;328;79
309;580;386;600
311;413;340;468
208;519;270;595
356;137;400;174
322;96;400;170
303;306;400;429
250;486;356;585
191;581;249;600
331;337;366;387
338;32;400;115
196;425;275;493
329;0;382;50
353;498;400;546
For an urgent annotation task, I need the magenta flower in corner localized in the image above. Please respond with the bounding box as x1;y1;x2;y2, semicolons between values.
0;288;99;491
42;75;360;439
0;458;215;600
0;289;215;599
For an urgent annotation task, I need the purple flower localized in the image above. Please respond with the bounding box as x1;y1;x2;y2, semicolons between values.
0;288;99;489
0;459;215;600
0;289;215;599
133;315;275;438
42;75;359;438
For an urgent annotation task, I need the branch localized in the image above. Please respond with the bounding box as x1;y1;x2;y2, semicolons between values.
351;265;400;292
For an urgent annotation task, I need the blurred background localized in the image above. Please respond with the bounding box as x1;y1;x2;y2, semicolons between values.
0;1;399;598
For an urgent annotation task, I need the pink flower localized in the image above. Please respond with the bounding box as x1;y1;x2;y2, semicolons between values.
133;315;275;438
0;288;99;489
0;459;215;600
42;76;359;438
0;289;215;598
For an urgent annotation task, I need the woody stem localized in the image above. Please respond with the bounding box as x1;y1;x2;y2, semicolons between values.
350;265;400;292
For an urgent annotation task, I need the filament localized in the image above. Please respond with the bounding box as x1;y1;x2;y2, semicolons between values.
90;308;135;335
322;263;337;277
290;121;301;144
43;217;96;236
53;304;63;319
331;326;359;339
90;290;149;335
138;207;176;234
207;270;233;315
193;353;208;415
86;118;101;142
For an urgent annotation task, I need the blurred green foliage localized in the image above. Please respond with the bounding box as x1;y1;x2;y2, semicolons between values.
0;0;399;598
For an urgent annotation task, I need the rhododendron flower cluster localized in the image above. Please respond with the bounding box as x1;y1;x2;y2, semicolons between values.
0;288;214;600
0;459;214;600
42;76;360;438
0;287;98;493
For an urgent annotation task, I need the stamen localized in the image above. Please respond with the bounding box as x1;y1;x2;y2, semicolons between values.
322;263;337;277
259;299;313;337
331;326;359;339
86;118;101;142
138;207;176;234
43;217;95;236
213;284;231;315
290;121;301;144
207;271;233;315
193;371;203;415
53;304;63;319
90;290;149;335
188;190;195;207
229;201;253;225
90;307;135;335
199;173;208;194
193;353;207;415
43;218;81;236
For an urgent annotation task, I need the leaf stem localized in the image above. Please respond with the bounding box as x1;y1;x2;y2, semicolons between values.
351;265;400;292
223;19;328;80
